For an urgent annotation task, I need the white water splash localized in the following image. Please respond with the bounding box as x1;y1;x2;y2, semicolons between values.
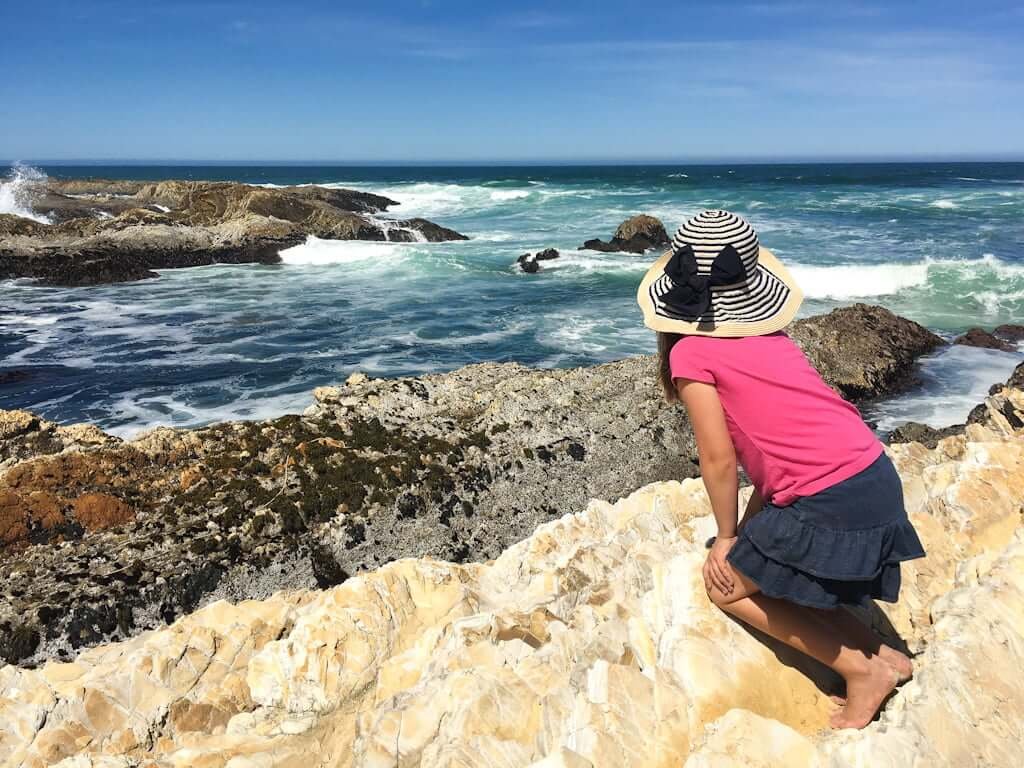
0;163;52;223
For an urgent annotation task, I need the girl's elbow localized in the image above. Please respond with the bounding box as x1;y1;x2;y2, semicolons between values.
701;454;737;475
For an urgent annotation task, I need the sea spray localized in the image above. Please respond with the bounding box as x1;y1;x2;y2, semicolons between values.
0;163;51;223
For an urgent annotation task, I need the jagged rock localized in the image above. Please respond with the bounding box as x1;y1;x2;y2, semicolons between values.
614;214;670;246
580;214;669;254
1;180;468;286
0;305;948;666
517;249;560;272
887;421;964;448
787;303;946;400
519;256;540;273
953;327;1015;352
994;323;1024;342
1;396;1021;766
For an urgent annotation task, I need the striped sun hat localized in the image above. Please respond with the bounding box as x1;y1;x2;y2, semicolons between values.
636;209;803;337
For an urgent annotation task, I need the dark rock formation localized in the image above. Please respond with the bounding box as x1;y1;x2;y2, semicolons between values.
517;248;560;272
787;303;946;401
994;324;1024;343
954;327;1015;352
886;422;965;449
1;180;468;286
580;214;669;254
0;304;946;666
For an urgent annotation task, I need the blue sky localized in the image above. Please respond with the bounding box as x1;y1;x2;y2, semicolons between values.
2;0;1023;162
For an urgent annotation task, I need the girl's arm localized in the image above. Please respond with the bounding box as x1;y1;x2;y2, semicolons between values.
676;378;739;537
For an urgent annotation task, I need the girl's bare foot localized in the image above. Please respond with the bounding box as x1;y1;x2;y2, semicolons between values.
829;656;900;729
829;645;912;704
879;645;913;681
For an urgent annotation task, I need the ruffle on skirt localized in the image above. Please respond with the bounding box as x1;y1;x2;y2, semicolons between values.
724;452;927;610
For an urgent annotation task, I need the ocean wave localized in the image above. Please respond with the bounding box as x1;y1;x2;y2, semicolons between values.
0;163;52;223
527;250;650;274
789;262;929;299
278;237;414;266
790;255;1024;300
867;344;1023;431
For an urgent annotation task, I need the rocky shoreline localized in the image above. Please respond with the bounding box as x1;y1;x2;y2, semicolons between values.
0;304;950;667
0;178;468;286
1;333;1022;766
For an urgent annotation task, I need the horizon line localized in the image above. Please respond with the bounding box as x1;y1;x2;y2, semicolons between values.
5;153;1024;167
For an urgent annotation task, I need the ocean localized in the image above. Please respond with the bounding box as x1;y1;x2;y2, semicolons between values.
2;162;1022;436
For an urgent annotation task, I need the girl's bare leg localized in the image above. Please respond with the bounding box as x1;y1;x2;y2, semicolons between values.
706;568;899;729
807;607;913;703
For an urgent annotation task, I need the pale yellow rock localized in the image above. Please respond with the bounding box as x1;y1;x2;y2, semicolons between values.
1;395;1023;767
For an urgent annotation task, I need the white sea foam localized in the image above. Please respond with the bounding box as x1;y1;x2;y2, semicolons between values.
930;199;958;209
789;255;1024;300
869;345;1023;431
789;262;930;299
278;237;415;266
489;189;530;202
532;250;650;274
0;163;52;223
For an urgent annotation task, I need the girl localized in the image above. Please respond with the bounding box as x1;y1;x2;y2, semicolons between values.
636;209;927;730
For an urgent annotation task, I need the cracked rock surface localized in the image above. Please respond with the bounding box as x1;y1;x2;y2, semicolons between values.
1;383;1022;766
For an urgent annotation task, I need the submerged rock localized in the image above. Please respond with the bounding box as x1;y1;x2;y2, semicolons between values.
1;386;1021;766
953;327;1015;352
0;180;468;286
994;323;1024;342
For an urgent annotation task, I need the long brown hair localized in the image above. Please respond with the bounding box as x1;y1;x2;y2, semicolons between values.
656;330;684;404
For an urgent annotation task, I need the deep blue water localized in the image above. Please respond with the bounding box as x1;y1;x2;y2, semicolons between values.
2;162;1022;435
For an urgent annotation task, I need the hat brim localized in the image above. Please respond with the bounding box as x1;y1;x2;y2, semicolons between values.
636;246;804;337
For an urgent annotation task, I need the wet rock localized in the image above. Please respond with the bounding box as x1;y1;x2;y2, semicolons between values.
1;180;468;286
787;303;946;401
953;327;1015;352
994;323;1024;342
614;214;669;246
580;214;669;254
535;248;560;261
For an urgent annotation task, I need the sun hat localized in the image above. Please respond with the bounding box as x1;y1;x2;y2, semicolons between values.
636;209;803;337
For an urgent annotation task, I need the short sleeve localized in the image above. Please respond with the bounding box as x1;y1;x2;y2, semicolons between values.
669;337;716;385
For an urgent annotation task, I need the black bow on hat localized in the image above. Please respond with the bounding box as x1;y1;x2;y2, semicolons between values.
661;243;748;318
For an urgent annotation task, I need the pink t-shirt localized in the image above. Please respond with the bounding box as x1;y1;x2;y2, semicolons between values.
669;331;884;507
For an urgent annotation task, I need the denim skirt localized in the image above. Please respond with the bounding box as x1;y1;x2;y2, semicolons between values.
725;451;927;610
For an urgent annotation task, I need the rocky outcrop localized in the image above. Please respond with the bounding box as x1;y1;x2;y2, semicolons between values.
1;384;1021;766
0;179;467;286
0;305;950;667
787;303;945;400
580;214;669;254
995;323;1024;342
517;248;560;272
953;327;1015;352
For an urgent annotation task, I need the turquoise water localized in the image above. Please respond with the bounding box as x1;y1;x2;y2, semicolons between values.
2;163;1022;435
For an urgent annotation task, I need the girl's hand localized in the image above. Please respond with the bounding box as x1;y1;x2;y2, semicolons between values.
703;535;737;595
